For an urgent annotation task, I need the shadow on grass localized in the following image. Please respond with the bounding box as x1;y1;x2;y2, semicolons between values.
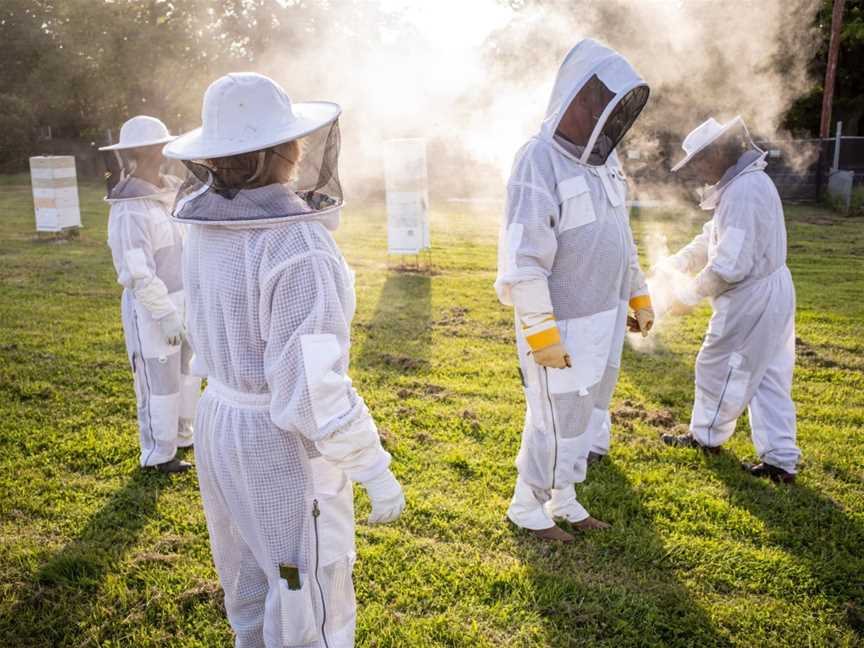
708;453;864;638
2;470;170;646
356;272;432;374
511;460;729;647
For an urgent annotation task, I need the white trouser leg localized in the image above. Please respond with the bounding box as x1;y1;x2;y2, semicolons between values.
507;476;555;530
545;484;590;523
133;351;182;467
195;417;268;647
748;326;799;473
177;340;200;447
589;409;611;456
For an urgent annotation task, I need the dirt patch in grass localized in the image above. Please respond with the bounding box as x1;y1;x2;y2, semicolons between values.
434;306;470;327
380;353;428;372
611;399;679;430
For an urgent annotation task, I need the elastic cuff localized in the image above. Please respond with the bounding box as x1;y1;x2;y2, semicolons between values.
629;294;652;311
523;320;560;351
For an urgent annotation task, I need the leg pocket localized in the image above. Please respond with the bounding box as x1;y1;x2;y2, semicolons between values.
278;574;318;646
309;458;356;565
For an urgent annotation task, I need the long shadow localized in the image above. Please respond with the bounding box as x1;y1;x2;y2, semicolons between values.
512;460;730;647
2;470;170;646
355;272;433;374
708;453;864;639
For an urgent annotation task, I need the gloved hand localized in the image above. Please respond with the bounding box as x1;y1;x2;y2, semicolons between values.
533;343;572;369
159;311;187;346
362;470;405;525
628;295;654;337
629;307;654;337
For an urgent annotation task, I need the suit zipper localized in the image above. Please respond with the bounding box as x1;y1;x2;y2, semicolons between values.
543;367;559;490
312;499;330;648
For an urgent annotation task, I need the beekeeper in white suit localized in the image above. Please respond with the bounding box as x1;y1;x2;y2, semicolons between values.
495;39;653;543
164;73;404;647
656;117;799;483
101;116;200;474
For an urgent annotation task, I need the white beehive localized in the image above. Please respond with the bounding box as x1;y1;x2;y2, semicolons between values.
29;156;81;232
384;139;430;255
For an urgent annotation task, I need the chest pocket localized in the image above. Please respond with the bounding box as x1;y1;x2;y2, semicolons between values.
556;176;596;234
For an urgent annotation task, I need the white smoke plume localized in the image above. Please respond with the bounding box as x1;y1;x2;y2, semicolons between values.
248;0;820;199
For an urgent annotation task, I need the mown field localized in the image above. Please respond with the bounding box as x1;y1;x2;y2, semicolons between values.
0;172;862;647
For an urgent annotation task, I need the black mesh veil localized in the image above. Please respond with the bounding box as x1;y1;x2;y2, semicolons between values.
176;119;342;216
101;148;187;198
588;84;650;166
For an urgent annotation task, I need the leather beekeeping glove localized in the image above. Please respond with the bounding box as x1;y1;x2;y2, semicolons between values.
628;294;654;337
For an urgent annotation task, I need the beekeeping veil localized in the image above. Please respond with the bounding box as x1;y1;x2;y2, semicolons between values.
671;116;767;210
163;72;342;226
99;115;181;199
541;39;649;166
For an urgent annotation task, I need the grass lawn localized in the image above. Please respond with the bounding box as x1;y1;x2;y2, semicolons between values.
0;172;862;647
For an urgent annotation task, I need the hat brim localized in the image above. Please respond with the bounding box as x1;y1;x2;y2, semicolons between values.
163;101;341;160
671;117;742;172
98;135;177;151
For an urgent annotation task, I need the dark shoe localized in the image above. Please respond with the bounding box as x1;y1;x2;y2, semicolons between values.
146;458;193;474
529;525;575;543
587;451;606;466
742;461;795;484
660;432;721;454
571;516;611;531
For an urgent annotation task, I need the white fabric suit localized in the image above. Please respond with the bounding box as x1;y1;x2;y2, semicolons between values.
106;175;200;466
668;152;800;472
495;40;650;529
177;184;391;647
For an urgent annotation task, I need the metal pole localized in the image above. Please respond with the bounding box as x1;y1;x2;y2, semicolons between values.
819;0;846;139
832;121;843;171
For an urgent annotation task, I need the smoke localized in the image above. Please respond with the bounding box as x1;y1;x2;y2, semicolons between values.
243;0;820;199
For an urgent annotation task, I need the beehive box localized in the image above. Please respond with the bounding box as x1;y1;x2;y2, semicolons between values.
384;139;430;255
29;156;82;232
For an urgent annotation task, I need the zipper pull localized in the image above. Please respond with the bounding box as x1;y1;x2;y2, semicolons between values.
312;499;320;518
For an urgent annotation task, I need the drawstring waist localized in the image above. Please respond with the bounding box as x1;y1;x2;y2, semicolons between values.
205;377;271;410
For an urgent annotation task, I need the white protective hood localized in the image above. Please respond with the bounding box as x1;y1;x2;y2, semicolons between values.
540;38;649;166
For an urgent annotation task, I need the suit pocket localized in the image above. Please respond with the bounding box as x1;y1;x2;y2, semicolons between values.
278;575;318;646
556;176;596;233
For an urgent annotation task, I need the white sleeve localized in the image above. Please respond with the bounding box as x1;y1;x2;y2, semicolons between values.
670;220;712;274
494;172;559;307
111;203;177;320
260;252;390;483
627;224;648;299
678;188;758;303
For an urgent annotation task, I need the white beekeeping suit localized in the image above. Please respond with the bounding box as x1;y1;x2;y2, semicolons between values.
164;73;404;648
659;117;799;479
102;116;200;471
495;39;652;536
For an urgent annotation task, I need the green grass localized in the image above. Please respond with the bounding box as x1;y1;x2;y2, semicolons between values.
1;172;862;646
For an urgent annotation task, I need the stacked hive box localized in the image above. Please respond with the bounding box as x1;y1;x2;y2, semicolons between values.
384;139;430;255
29;156;81;233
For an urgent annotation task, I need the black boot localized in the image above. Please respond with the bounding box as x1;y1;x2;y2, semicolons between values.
660;432;721;454
146;458;193;474
742;461;795;484
587;451;606;466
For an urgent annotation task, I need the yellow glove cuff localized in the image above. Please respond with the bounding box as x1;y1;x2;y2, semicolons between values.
523;317;561;351
629;294;652;311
